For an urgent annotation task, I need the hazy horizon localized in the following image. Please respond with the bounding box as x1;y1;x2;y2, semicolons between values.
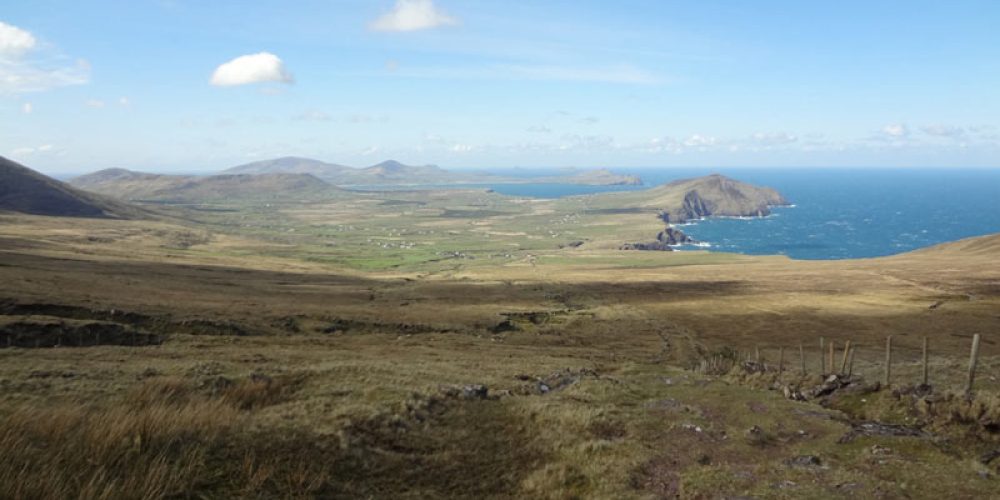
4;0;1000;175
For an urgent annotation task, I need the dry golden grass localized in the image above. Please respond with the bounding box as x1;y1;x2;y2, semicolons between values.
2;212;1000;497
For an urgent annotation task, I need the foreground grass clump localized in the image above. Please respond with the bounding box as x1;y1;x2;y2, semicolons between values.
0;397;236;498
0;376;325;499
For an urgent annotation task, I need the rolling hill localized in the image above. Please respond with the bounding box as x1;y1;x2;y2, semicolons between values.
0;156;147;219
223;157;642;186
69;168;340;202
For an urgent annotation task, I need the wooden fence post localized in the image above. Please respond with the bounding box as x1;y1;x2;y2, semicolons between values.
847;345;856;376
921;337;929;387
819;337;825;373
829;341;835;376
965;334;981;397
839;340;852;374
755;345;761;363
799;343;806;375
884;336;893;387
779;347;785;375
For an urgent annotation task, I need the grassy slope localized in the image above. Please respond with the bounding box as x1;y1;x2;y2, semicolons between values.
0;156;149;219
1;191;999;497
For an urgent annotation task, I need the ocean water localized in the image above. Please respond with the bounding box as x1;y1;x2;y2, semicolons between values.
481;168;1000;260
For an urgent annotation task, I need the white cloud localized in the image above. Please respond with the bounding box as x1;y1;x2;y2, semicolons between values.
450;143;474;152
10;143;55;156
882;123;908;138
527;125;552;133
118;96;130;106
370;0;458;32
0;21;36;57
21;102;31;114
210;52;293;86
85;98;105;108
0;22;89;94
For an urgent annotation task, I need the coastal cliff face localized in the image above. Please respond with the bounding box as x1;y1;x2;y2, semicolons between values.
613;174;787;251
651;174;787;223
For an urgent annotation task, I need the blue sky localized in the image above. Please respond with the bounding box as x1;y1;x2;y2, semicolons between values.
2;0;999;175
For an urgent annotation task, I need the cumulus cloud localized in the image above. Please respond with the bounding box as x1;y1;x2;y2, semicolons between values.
882;123;908;138
210;52;293;86
0;21;89;94
118;96;130;106
21;102;31;114
370;0;458;32
0;21;36;57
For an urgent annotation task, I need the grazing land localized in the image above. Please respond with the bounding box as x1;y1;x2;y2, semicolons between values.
2;158;1000;498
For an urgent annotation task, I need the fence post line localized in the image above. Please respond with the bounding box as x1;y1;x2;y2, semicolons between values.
839;340;852;374
847;345;856;376
799;343;806;375
884;336;893;387
965;334;981;397
779;347;785;375
755;345;761;364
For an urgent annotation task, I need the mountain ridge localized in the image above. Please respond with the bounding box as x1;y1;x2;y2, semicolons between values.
0;156;148;219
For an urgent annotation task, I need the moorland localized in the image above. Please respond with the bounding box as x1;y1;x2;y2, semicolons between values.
2;154;1000;498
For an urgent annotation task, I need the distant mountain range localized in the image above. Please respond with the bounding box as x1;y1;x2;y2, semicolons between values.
223;157;642;186
0;156;148;219
69;168;340;202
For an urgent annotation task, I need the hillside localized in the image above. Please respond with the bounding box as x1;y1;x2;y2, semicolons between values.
223;156;355;178
70;168;339;202
0;156;146;219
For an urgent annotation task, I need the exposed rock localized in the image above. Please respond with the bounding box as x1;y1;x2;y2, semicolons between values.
657;227;695;245
461;384;489;400
786;455;822;468
620;241;673;251
620;227;693;251
838;422;926;443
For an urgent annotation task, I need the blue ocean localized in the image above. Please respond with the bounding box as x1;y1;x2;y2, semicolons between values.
480;168;1000;260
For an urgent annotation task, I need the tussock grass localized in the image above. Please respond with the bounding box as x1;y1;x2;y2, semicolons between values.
0;399;237;499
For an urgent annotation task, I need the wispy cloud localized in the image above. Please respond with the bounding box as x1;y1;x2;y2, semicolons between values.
370;0;458;32
921;124;965;138
0;21;89;94
210;52;293;86
392;63;662;84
